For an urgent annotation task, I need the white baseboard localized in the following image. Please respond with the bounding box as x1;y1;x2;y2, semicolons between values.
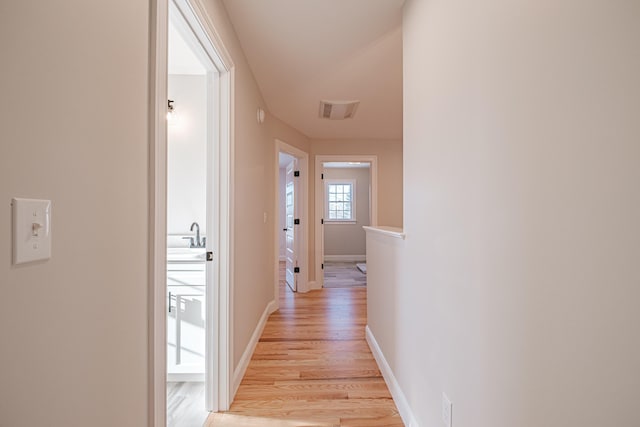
324;254;366;262
307;280;320;291
366;326;419;427
232;300;278;397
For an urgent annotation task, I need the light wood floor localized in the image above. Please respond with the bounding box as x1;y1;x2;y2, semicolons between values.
168;381;207;427
323;262;367;288
206;263;402;426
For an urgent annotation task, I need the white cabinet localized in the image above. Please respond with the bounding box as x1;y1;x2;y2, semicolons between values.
167;265;205;379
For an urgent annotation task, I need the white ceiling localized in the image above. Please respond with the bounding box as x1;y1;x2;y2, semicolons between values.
222;0;404;140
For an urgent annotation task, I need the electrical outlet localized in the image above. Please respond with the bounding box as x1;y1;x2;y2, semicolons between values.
442;393;452;427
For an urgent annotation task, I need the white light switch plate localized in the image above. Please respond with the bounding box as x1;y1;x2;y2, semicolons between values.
12;198;52;264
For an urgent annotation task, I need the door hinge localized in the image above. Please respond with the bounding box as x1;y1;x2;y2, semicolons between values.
321;173;324;179
206;251;214;261
294;267;300;273
294;218;300;225
321;218;324;224
294;170;300;177
321;263;324;269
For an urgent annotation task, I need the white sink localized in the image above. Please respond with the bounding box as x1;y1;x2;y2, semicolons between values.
167;247;206;263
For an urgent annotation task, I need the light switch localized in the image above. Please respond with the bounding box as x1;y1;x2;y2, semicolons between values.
12;198;52;264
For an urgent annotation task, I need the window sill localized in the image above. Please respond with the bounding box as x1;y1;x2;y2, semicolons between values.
325;220;357;225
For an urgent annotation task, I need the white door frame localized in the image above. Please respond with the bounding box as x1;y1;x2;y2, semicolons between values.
314;155;378;289
150;0;235;424
274;140;309;300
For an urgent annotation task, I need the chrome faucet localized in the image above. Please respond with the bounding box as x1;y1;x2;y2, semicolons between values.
183;222;206;248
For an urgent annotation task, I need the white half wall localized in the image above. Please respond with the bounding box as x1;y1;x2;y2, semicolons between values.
388;0;640;426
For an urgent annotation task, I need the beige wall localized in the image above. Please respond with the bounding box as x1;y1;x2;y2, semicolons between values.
371;0;640;426
268;114;310;154
199;0;309;371
0;2;311;425
308;139;403;282
0;1;150;426
323;168;370;257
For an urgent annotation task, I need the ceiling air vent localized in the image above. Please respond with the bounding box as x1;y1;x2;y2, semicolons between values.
319;100;360;120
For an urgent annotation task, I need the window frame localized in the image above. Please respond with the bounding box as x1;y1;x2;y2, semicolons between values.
324;178;356;223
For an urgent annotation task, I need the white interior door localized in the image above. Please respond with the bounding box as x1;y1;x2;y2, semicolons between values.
285;159;298;291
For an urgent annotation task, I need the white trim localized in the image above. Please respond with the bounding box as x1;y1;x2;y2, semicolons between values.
323;255;366;262
175;0;233;70
363;226;405;240
315;155;378;289
149;1;168;426
232;300;277;396
366;326;419;427
274;140;310;298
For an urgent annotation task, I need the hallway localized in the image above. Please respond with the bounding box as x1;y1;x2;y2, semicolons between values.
206;268;402;426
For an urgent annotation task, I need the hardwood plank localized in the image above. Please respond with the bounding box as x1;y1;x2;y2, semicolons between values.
235;388;349;401
254;340;371;353
340;416;405;427
206;262;403;426
206;413;339;427
250;357;375;365
227;406;399;421
272;378;391;389
298;368;382;380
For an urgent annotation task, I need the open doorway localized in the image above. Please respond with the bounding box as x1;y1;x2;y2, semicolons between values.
166;8;210;426
151;0;234;425
322;162;370;287
314;156;378;289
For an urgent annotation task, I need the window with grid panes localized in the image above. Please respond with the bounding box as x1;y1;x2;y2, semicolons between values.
325;179;355;222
